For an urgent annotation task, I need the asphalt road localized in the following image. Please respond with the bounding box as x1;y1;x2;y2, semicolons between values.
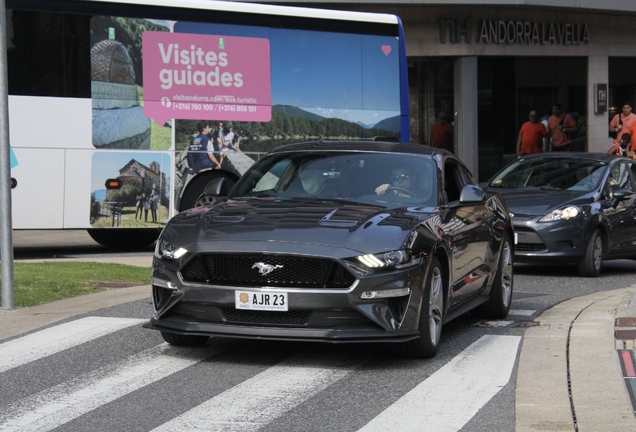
4;229;636;431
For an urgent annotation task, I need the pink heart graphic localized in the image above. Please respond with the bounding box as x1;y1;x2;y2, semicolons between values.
381;45;391;56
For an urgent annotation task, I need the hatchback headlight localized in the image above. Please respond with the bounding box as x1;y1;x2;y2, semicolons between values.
154;241;188;259
539;206;580;222
356;249;414;268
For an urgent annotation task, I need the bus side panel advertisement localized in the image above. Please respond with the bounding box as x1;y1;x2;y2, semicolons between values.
141;31;272;126
87;13;403;231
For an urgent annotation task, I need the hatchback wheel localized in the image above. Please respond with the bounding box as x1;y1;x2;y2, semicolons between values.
578;229;603;277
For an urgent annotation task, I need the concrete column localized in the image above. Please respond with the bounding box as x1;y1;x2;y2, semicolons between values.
454;57;478;176
587;56;610;153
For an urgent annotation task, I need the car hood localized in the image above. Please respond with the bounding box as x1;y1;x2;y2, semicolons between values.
162;198;434;254
489;188;592;216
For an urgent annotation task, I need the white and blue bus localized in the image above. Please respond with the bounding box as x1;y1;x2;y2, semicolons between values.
6;0;409;247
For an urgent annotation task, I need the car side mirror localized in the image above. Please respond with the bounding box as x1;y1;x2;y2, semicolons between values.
459;184;486;204
203;177;227;196
611;189;633;208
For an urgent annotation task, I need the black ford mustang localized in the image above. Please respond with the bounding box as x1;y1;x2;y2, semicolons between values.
146;142;514;358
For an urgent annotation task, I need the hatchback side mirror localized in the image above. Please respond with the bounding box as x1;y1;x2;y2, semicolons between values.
611;189;633;208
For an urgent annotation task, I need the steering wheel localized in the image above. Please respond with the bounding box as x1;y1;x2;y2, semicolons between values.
386;186;412;197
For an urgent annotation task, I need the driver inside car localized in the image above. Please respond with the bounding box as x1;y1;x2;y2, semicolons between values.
375;167;414;197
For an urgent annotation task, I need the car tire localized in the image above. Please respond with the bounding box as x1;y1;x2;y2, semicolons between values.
479;232;513;319
578;228;603;277
160;331;209;346
398;257;445;359
179;171;236;211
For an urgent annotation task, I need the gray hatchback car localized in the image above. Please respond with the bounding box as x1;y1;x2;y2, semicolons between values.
486;152;636;277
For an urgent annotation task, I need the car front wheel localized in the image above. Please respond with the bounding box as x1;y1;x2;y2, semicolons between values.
479;232;513;319
578;228;603;277
399;257;445;358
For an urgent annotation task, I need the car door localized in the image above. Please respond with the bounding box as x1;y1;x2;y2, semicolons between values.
441;159;493;306
602;161;636;256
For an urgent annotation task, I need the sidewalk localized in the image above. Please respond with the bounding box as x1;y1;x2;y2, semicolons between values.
516;285;636;431
0;255;153;341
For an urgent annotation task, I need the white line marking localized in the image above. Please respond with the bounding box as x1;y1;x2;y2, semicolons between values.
358;335;521;432
485;320;513;327
151;352;358;432
0;317;146;373
509;309;535;316
0;342;233;432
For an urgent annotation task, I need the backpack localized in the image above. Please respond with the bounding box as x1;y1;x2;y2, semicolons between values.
609;114;622;139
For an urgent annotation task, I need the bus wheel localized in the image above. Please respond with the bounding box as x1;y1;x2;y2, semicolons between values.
87;228;161;249
179;172;236;212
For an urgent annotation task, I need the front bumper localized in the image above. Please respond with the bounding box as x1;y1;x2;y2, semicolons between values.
148;257;425;343
513;216;587;263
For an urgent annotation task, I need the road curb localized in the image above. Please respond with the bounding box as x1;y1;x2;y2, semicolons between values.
516;286;636;432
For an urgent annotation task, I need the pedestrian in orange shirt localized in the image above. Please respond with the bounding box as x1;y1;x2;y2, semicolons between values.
609;102;636;151
547;103;577;152
430;112;454;153
517;110;547;155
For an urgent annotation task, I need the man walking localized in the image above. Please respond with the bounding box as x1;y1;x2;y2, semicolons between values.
547;103;577;152
610;102;636;151
517;110;547;155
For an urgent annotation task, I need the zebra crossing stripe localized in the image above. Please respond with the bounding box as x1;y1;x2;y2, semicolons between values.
0;341;234;432
358;335;521;432
151;352;358;432
0;317;146;373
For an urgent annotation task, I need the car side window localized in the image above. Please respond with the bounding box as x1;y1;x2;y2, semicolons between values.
443;161;467;203
604;162;633;199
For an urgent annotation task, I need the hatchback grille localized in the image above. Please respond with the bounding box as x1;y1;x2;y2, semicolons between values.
180;253;356;288
516;243;547;252
221;307;310;326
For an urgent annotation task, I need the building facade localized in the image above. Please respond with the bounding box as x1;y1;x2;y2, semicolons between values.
266;1;636;180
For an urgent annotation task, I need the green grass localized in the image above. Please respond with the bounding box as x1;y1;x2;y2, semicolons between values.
0;262;151;307
150;119;172;150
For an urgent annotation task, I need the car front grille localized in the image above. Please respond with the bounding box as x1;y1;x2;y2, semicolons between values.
180;253;356;289
514;227;546;252
515;243;547;252
220;307;310;326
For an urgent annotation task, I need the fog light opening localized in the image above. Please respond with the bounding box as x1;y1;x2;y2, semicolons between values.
360;287;410;299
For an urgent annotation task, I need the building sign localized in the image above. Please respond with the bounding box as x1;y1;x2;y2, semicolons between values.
439;18;589;45
595;83;607;114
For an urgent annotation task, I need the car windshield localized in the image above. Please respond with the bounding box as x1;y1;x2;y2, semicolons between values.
488;157;608;192
229;151;438;206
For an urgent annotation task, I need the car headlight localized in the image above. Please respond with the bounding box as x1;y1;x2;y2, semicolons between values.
154;241;188;259
356;249;414;268
539;206;580;222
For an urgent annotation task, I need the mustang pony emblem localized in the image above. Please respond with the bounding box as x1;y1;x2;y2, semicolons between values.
252;262;284;276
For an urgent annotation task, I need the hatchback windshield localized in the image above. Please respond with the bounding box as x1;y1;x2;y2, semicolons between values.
489;157;608;192
229;152;438;206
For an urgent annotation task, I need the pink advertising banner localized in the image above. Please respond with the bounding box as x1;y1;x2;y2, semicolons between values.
142;31;271;126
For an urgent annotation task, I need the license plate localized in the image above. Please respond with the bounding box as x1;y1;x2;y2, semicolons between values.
235;290;288;311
